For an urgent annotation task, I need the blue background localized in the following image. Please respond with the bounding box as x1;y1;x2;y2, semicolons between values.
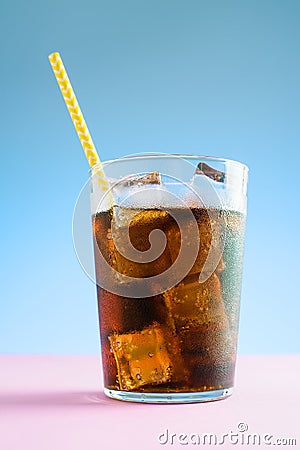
1;0;299;354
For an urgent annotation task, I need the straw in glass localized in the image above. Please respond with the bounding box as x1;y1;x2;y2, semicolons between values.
48;52;110;193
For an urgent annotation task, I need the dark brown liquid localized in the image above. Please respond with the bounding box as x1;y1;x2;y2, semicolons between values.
93;207;245;393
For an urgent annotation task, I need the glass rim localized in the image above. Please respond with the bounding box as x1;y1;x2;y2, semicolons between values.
89;153;249;174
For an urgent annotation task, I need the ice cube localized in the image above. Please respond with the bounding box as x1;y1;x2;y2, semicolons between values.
182;324;236;391
117;171;162;187
163;273;235;369
112;207;169;230
189;210;225;275
111;171;166;210
165;209;225;278
179;323;234;364
163;273;229;330
194;162;225;183
111;207;172;278
190;162;228;212
98;289;171;387
109;322;187;390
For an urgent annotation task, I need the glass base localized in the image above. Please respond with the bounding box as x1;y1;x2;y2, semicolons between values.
104;387;233;404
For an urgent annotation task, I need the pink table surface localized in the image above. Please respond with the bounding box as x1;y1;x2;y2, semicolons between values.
0;355;299;450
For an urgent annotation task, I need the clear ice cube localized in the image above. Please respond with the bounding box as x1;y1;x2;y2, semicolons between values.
109;322;187;390
194;162;225;183
164;273;229;330
163;273;235;366
116;171;162;187
111;208;172;278
165;210;225;277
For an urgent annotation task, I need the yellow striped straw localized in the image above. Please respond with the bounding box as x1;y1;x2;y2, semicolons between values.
48;52;110;193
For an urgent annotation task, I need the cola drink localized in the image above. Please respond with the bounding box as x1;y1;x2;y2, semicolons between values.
93;205;246;396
